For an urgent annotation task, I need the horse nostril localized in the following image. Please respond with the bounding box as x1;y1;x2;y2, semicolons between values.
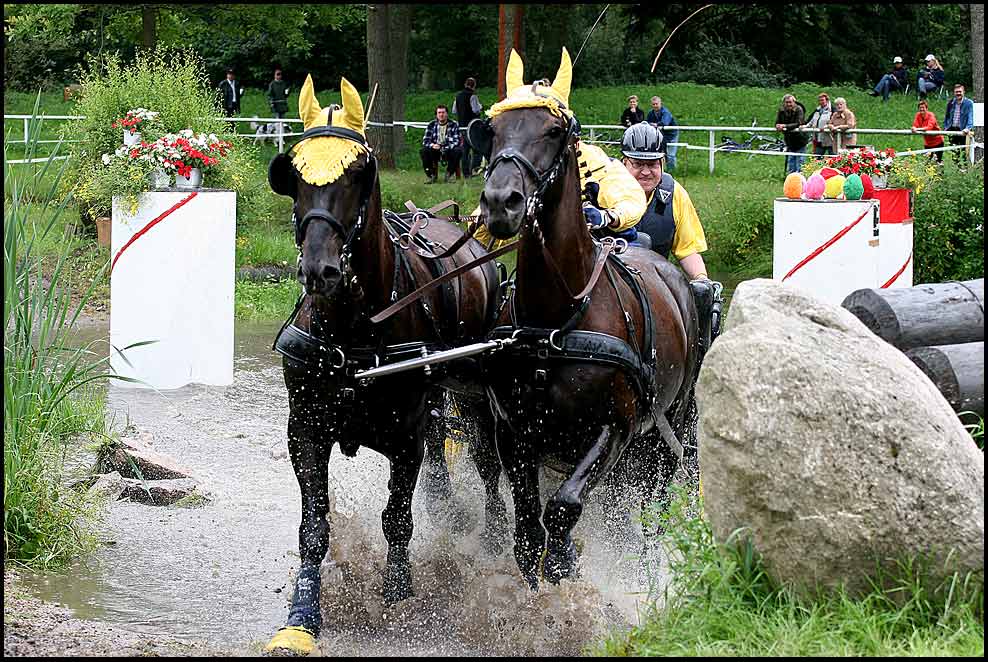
504;190;525;214
322;264;341;282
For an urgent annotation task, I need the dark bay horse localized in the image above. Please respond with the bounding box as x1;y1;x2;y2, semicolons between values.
476;50;701;589
264;77;506;654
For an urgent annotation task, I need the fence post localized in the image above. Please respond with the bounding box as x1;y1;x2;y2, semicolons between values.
24;118;29;145
277;120;284;154
966;132;973;164
589;127;596;143
708;130;715;174
834;131;842;152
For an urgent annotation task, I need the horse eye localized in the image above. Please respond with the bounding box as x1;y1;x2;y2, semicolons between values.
547;126;563;139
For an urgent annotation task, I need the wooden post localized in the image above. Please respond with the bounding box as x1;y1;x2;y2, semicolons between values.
905;342;984;417
841;279;985;351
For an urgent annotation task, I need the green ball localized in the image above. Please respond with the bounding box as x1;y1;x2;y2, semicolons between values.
843;173;864;200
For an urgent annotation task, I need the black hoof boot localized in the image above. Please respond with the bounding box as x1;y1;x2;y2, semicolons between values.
382;550;414;605
543;537;579;584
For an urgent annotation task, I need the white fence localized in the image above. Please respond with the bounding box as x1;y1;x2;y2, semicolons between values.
5;113;981;170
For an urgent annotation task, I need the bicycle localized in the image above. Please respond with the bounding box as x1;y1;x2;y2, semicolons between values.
716;119;786;158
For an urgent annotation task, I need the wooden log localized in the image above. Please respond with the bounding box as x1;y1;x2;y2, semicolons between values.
841;279;984;350
905;342;984;417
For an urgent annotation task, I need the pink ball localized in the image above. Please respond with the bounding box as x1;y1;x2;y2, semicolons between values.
804;173;826;199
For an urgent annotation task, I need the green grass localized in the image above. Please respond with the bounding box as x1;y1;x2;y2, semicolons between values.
591;488;984;657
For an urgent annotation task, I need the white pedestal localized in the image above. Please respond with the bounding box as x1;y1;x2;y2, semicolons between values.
877;219;913;289
110;190;236;389
773;198;880;306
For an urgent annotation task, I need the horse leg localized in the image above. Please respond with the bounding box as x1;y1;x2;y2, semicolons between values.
421;391;454;506
381;442;423;605
543;423;630;584
495;418;543;590
467;402;508;555
265;412;331;655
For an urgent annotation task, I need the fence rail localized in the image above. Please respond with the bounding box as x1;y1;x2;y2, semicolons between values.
5;114;980;170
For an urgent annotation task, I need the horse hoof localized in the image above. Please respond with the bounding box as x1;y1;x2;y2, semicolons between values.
264;626;317;656
383;570;415;605
543;541;579;584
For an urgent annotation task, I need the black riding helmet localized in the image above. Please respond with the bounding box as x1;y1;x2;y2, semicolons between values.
621;123;664;161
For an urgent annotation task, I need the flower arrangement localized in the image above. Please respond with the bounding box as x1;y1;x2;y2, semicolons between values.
101;130;232;178
111;108;160;134
823;148;896;177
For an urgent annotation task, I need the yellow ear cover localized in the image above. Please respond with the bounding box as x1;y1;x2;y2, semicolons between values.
298;74;325;129
551;47;572;107
506;48;525;94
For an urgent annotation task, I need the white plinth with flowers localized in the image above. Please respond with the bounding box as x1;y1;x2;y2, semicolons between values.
110;190;236;389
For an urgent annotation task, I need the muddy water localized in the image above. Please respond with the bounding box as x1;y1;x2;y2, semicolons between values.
21;321;676;656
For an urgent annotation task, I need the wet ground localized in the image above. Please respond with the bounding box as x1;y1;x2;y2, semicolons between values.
10;320;681;657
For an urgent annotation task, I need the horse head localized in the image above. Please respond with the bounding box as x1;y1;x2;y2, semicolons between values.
268;75;377;298
479;48;577;240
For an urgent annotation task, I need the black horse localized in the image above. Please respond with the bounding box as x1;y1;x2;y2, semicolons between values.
475;50;701;589
264;77;507;654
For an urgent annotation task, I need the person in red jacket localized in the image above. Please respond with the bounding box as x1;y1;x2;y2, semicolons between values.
911;99;944;163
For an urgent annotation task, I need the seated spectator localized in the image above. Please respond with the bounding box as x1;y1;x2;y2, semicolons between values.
775;94;809;175
645;96;680;171
916;55;945;99
621;95;644;127
420;104;462;184
802;92;834;156
943;83;974;163
870;56;909;102
826;97;857;149
911;99;944;163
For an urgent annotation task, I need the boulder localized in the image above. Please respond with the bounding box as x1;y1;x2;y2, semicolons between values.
697;278;984;598
118;478;205;506
99;427;194;481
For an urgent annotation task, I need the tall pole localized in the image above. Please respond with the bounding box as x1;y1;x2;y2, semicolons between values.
498;5;524;101
498;5;507;100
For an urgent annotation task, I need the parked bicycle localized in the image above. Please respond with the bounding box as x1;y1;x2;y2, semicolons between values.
716;119;786;157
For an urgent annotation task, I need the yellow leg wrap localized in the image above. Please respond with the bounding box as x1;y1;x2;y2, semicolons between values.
264;626;317;655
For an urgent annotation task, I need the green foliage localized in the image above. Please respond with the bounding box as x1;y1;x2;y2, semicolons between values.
63;46;265;223
665;40;785;88
235;279;300;321
911;159;984;284
592;487;985;657
4;113;108;567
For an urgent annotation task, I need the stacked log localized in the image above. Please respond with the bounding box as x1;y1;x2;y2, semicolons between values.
842;279;984;417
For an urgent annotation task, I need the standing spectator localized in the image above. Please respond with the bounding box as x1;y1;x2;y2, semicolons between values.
265;68;290;120
911;99;945;163
943;83;974;163
802;92;834;156
775;94;809;175
870;56;909;101
645;96;680;171
420;104;462;184
218;69;244;117
916;55;945;100
620;95;644;127
826;97;857;150
453;77;484;178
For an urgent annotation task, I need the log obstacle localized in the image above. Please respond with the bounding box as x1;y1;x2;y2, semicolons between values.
841;279;984;351
904;343;984;417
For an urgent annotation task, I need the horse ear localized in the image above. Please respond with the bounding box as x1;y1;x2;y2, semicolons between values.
551;47;572;107
299;74;323;130
268;153;297;198
338;77;366;136
467;118;493;158
506;49;524;92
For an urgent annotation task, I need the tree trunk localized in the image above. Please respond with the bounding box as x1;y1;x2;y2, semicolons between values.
971;3;984;161
498;5;525;100
366;4;410;169
141;5;157;49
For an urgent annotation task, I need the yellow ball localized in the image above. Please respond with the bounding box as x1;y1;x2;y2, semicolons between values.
824;174;846;199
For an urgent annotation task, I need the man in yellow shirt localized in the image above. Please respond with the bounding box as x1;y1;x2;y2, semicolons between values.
620;122;722;348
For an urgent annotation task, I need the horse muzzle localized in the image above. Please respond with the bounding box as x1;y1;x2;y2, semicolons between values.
299;258;342;298
480;185;526;239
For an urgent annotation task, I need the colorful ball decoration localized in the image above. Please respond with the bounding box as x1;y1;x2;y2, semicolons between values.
820;167;841;180
843;173;864;200
783;172;805;199
859;173;875;200
824;174;846;199
804;173;826;199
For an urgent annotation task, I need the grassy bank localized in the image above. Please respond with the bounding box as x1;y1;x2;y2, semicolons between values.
591;490;984;657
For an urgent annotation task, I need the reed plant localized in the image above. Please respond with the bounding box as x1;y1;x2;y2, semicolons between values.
4;105;116;567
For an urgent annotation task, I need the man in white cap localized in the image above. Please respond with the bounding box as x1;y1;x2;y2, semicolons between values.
917;55;945;99
870;56;909;102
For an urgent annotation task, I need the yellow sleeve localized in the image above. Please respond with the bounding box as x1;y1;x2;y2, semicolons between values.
578;142;646;232
670;183;708;260
470;205;513;250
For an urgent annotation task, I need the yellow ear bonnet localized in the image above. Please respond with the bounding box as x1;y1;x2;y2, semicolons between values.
292;76;368;186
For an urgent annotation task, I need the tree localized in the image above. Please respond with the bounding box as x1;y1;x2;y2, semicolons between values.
366;4;411;168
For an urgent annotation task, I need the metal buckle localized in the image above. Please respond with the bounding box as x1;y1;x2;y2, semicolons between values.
330;347;346;369
341;387;355;403
548;329;564;352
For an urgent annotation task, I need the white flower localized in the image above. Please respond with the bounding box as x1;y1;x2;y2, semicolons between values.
101;153;112;165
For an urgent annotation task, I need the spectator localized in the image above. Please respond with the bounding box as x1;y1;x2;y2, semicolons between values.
265;68;290;120
916;55;945;100
826;97;857;149
775;94;809;174
420;104;462;184
870;56;909;102
943;83;974;163
453;77;484;178
645;96;680;171
218;68;244;117
802;92;834;156
620;95;644;127
911;99;944;163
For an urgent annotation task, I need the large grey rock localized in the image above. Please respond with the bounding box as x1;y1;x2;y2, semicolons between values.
98;426;194;481
697;279;984;598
